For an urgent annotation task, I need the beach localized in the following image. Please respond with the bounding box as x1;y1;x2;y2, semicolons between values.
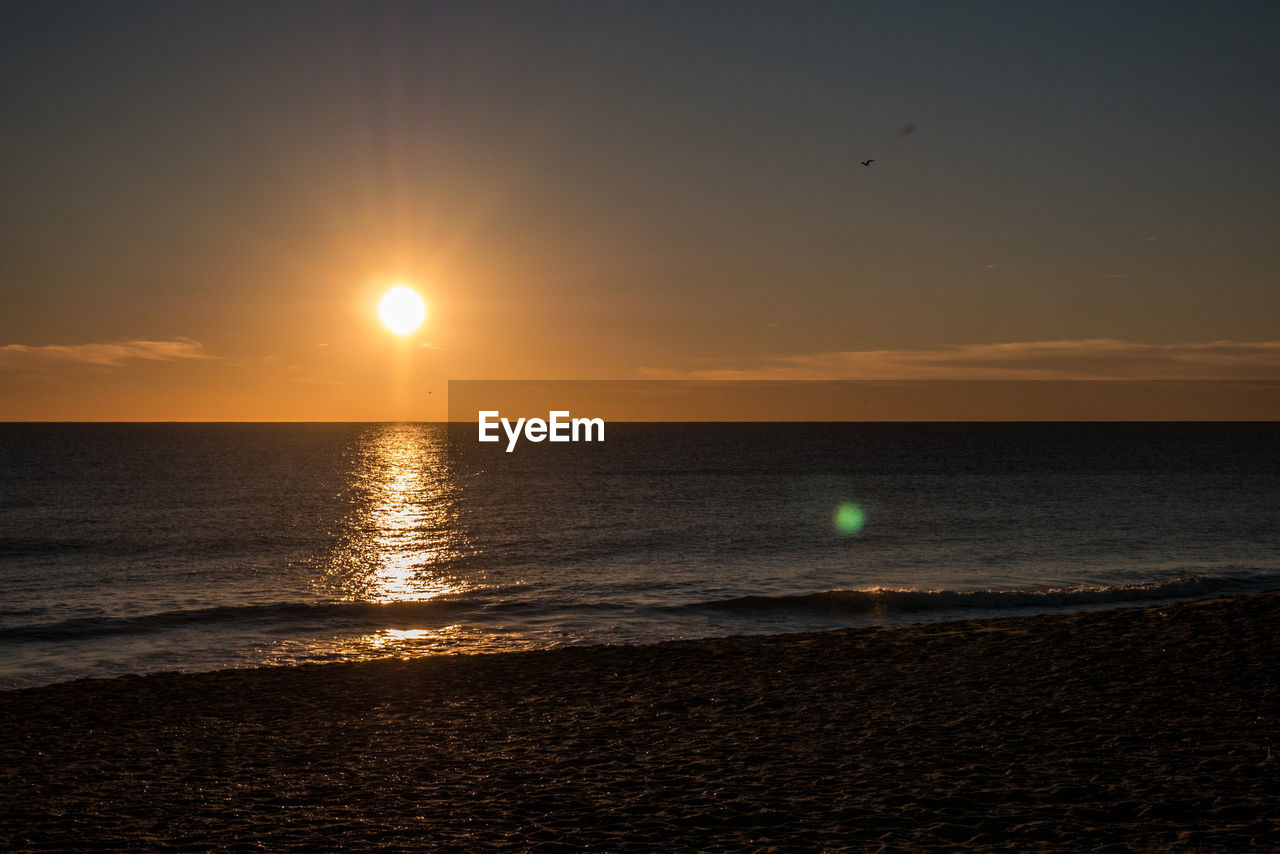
3;593;1278;851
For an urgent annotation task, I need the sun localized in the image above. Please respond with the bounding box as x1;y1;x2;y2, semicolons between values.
378;285;427;335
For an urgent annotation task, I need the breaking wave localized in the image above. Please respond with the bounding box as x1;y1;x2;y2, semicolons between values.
685;574;1280;617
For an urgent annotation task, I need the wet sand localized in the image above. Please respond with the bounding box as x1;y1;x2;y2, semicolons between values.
3;593;1278;852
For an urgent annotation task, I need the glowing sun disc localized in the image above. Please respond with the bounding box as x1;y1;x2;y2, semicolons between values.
378;286;427;335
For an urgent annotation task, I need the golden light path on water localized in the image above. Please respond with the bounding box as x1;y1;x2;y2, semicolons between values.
266;425;491;665
353;425;456;603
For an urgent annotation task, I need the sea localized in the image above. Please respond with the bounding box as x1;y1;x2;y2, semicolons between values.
2;422;1278;690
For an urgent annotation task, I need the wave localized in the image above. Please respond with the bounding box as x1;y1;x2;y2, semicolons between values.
7;573;1279;646
0;596;483;643
685;574;1280;618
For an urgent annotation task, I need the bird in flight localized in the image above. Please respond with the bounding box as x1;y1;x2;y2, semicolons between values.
861;159;875;166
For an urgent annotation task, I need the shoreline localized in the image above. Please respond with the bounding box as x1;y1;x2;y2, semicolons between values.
4;592;1278;850
6;577;1272;693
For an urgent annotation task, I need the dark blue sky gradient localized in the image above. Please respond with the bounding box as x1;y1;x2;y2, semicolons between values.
1;1;1278;416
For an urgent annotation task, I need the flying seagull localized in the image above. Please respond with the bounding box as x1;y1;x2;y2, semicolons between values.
860;159;875;166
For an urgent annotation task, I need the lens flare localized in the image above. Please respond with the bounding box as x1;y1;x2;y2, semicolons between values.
834;502;866;535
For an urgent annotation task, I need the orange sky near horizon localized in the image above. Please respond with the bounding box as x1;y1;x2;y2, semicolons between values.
2;3;1278;421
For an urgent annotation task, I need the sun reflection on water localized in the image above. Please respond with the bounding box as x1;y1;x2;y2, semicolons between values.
321;424;471;604
251;622;548;669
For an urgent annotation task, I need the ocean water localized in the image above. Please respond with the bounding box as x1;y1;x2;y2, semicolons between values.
1;422;1278;690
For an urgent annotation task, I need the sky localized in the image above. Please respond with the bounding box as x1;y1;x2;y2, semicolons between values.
1;0;1278;420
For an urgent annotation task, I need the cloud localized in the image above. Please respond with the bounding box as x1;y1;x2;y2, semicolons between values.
643;340;1280;381
0;338;212;369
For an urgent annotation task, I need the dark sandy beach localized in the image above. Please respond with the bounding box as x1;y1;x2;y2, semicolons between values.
3;594;1278;852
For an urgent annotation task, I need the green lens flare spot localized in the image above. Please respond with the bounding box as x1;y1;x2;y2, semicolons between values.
834;502;866;535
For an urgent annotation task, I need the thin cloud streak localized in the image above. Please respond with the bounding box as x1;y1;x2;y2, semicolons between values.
0;338;212;369
645;340;1280;381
